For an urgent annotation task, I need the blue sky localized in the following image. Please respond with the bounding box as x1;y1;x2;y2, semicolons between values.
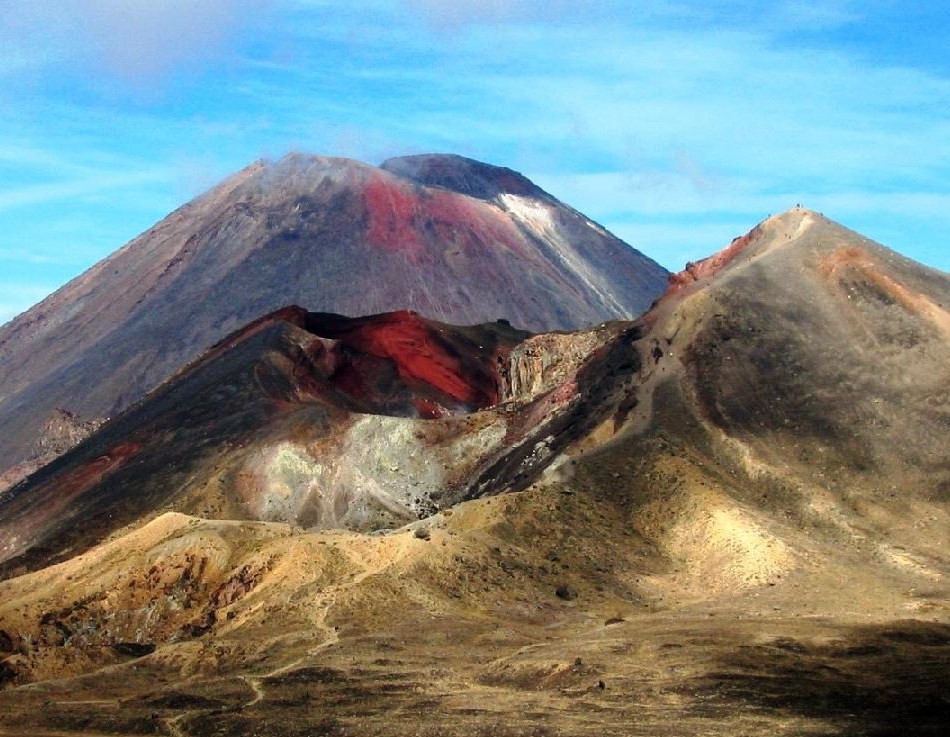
2;0;949;323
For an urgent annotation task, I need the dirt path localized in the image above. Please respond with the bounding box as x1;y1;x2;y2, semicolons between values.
206;532;419;724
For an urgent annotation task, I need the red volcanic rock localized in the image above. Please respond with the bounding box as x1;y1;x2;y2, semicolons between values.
363;176;425;256
179;306;527;418
664;225;762;296
0;153;668;473
361;174;529;261
304;310;512;409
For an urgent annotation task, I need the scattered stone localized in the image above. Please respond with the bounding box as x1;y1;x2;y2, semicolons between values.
112;642;157;658
0;659;17;687
414;528;431;541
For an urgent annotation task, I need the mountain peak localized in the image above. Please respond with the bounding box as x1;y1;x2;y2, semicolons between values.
663;207;835;296
1;185;949;734
380;153;547;201
0;151;669;475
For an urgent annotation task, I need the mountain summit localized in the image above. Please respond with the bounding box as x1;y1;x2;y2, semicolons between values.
0;153;668;474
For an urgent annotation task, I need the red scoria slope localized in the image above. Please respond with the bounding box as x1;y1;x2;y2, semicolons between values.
174;306;513;415
301;310;510;410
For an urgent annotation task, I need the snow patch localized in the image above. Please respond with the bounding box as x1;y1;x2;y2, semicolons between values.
498;193;557;231
498;195;628;316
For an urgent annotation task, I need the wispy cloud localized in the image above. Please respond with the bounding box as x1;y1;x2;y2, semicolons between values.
0;167;173;211
0;0;271;99
0;249;67;266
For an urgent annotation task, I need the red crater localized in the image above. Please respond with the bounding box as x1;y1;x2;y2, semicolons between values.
161;305;527;419
304;310;516;410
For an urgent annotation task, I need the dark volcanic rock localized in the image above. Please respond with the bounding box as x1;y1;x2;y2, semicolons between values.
111;642;156;658
0;153;668;472
0;409;105;494
380;153;545;201
667;210;950;497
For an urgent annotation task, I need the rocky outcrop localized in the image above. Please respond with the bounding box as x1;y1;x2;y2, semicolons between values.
500;329;611;404
0;409;105;494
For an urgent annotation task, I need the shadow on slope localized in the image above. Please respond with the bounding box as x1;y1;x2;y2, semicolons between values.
693;620;950;736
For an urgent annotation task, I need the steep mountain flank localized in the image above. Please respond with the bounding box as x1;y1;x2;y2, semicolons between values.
642;208;950;508
0;153;667;475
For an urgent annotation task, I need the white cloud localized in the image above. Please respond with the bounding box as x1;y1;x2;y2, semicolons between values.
0;249;64;266
80;0;264;82
0;0;269;90
0;167;173;211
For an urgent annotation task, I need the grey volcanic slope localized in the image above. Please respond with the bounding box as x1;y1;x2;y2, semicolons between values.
0;153;667;472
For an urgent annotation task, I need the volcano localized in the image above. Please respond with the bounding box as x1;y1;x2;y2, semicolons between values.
0;207;947;737
0;153;668;479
